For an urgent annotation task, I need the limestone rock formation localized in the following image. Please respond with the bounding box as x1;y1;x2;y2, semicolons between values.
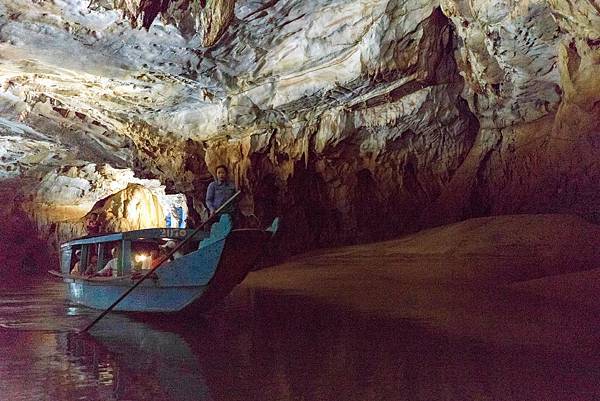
425;0;600;226
0;181;54;273
27;163;187;251
95;0;236;47
0;0;598;257
244;214;600;345
92;182;166;232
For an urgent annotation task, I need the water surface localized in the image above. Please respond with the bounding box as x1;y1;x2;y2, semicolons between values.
0;275;598;401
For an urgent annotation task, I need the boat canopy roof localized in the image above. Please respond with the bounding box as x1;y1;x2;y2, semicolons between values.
61;227;199;248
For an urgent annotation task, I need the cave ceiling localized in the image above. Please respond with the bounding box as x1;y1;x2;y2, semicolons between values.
0;0;579;173
0;0;598;244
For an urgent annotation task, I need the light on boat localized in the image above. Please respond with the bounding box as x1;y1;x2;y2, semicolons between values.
135;254;147;263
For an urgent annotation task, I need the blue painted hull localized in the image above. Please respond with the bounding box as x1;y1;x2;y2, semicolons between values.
60;226;274;313
67;280;208;312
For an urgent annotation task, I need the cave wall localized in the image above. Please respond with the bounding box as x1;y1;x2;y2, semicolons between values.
0;179;56;273
0;0;598;258
130;0;597;254
425;0;600;225
127;4;483;253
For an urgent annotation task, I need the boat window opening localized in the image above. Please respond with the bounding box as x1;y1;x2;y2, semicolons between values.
158;238;188;260
95;241;121;277
82;245;100;276
68;246;84;275
131;240;160;270
95;243;108;275
80;246;90;275
60;248;72;275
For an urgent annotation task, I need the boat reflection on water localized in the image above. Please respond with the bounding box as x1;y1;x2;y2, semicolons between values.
62;314;212;401
2;279;599;401
65;287;599;401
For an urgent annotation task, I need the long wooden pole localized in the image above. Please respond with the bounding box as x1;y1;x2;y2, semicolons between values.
79;190;242;333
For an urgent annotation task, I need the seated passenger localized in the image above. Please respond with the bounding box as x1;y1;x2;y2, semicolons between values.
139;249;159;270
160;240;183;260
95;247;120;277
83;254;99;276
70;250;82;275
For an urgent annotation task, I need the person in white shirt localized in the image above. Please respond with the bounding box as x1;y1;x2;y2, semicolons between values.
70;250;82;275
160;240;183;261
96;247;120;277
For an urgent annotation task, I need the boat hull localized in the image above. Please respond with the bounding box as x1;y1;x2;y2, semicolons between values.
67;279;207;312
186;228;271;312
54;217;278;313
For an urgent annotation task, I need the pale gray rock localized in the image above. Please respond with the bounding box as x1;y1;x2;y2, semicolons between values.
441;0;563;128
0;0;597;254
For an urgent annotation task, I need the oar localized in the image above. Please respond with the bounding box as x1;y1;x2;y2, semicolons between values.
79;190;242;333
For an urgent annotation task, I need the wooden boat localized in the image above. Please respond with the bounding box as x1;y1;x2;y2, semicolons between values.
49;215;278;313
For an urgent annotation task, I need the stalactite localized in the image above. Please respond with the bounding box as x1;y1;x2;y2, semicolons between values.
93;0;236;46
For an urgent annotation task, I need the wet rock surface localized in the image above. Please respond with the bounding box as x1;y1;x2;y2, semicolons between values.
245;214;600;346
0;0;598;255
0;163;188;270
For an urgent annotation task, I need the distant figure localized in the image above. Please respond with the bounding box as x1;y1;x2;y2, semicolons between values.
165;205;187;229
83;254;99;276
85;212;102;236
175;206;186;228
70;250;82;275
205;165;237;222
95;247;119;277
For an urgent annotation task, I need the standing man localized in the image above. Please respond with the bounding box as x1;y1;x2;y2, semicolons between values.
85;212;102;235
85;212;102;260
205;165;238;223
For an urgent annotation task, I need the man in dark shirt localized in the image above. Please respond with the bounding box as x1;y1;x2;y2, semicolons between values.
205;165;237;221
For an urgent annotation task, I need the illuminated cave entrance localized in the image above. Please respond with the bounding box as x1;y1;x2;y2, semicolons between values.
85;183;189;234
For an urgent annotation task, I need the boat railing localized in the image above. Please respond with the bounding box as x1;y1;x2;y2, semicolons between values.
198;214;233;249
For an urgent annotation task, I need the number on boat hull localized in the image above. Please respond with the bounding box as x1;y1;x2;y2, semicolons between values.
160;229;188;238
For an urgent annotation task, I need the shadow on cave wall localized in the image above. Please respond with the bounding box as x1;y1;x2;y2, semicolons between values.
0;185;57;276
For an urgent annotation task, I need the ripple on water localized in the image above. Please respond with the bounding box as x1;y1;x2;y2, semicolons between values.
0;279;92;333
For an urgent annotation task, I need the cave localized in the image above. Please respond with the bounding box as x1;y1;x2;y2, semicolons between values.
0;0;599;400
